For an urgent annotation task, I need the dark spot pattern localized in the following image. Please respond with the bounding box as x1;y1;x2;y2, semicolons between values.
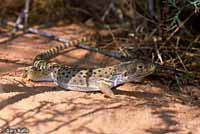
67;71;71;74
109;67;112;70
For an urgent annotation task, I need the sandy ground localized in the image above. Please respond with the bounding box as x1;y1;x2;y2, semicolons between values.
0;25;199;134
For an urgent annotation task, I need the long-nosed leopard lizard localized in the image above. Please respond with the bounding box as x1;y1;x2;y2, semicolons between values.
22;34;156;97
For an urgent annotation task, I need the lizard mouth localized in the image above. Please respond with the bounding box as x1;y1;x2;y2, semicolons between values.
126;68;155;82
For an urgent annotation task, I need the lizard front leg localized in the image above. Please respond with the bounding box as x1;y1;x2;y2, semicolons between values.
97;80;115;98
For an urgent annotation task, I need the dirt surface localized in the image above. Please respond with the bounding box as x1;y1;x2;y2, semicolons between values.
0;25;200;134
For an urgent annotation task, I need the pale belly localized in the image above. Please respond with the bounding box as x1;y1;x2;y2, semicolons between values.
58;83;101;91
53;73;126;92
55;78;115;92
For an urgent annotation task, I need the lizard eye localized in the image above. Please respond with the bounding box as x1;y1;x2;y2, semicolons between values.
123;71;128;77
137;63;144;70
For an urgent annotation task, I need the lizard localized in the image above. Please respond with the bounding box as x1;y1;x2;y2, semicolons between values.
24;59;155;98
22;34;156;97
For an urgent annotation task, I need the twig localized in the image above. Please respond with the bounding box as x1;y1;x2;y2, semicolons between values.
1;19;126;60
24;0;31;30
163;11;195;45
101;0;115;21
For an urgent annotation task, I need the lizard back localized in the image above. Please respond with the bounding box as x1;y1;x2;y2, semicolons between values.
51;59;155;91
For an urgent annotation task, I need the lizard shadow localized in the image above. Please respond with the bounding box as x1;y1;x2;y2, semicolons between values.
113;88;163;98
0;81;160;111
0;83;64;111
112;81;164;98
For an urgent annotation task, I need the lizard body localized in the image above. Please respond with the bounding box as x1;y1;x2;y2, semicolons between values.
25;59;155;97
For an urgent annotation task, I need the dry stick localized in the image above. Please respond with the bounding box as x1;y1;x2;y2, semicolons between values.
186;35;200;50
175;36;188;71
155;43;164;64
11;0;32;35
2;19;126;60
107;26;130;58
154;11;195;72
11;11;24;35
101;0;115;21
152;29;164;64
163;11;195;45
24;0;31;31
160;11;199;76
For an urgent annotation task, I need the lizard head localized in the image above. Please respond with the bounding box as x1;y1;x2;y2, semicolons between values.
119;59;155;82
22;66;53;82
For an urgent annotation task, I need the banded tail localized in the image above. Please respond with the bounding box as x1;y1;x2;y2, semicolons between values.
33;35;97;71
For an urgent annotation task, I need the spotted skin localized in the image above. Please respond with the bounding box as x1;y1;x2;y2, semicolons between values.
25;59;155;97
